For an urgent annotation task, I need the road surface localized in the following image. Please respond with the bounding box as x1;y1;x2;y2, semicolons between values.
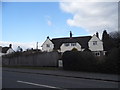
2;68;119;89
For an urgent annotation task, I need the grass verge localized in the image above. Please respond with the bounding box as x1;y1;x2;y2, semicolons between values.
2;66;60;70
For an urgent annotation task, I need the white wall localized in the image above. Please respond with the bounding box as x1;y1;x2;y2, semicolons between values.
60;42;81;52
42;39;54;52
7;48;14;54
0;53;4;57
88;35;103;51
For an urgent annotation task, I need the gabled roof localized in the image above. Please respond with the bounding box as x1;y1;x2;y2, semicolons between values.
41;37;53;47
51;36;92;50
89;34;102;42
2;47;10;53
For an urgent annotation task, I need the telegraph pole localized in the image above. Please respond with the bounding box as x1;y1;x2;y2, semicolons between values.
36;42;38;50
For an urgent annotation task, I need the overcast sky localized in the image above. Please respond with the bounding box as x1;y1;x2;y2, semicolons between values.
0;0;119;51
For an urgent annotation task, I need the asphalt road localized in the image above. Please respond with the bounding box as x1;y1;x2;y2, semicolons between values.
2;69;119;89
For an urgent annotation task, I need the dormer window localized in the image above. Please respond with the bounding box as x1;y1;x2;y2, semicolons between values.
93;41;97;45
64;43;69;46
71;43;76;46
46;44;50;47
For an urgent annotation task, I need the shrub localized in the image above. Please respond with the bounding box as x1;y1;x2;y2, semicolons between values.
62;51;97;71
103;48;119;74
62;51;81;70
80;51;97;71
71;48;78;51
62;49;119;74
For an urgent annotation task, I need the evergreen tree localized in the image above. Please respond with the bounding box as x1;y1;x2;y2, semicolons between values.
102;30;114;51
102;30;109;41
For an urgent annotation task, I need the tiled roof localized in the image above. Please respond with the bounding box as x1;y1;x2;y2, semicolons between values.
51;36;92;50
2;47;10;53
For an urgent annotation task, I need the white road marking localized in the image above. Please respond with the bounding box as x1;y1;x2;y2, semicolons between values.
17;80;68;90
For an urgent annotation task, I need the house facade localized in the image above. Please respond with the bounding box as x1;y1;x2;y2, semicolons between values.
0;46;3;57
0;44;14;56
41;32;104;56
88;34;104;56
60;42;81;52
41;36;54;52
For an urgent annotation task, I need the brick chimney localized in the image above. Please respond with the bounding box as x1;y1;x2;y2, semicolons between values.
96;32;99;38
9;44;12;48
47;36;49;39
70;31;72;39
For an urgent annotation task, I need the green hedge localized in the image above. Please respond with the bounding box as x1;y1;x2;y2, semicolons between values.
103;48;119;74
62;48;119;74
62;51;97;71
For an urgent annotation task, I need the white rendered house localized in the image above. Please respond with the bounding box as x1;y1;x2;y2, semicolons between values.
6;48;15;54
41;36;54;52
60;42;81;52
88;34;104;56
0;46;3;57
0;44;15;56
41;32;105;56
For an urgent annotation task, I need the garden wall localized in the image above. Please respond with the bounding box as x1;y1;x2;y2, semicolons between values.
2;51;60;67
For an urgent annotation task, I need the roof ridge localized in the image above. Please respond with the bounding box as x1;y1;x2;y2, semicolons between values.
52;36;92;40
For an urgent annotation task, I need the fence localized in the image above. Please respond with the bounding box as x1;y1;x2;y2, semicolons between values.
2;51;60;67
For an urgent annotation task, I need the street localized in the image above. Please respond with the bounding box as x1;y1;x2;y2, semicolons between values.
2;68;119;89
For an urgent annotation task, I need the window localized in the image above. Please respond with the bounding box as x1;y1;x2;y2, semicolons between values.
71;43;76;46
93;41;97;45
95;52;100;56
46;44;50;47
64;43;69;46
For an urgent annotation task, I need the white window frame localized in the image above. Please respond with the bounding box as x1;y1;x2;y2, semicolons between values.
95;52;100;56
64;43;69;47
46;44;50;47
93;41;97;45
71;43;76;46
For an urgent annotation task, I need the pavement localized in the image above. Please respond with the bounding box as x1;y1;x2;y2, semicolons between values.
3;67;120;83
